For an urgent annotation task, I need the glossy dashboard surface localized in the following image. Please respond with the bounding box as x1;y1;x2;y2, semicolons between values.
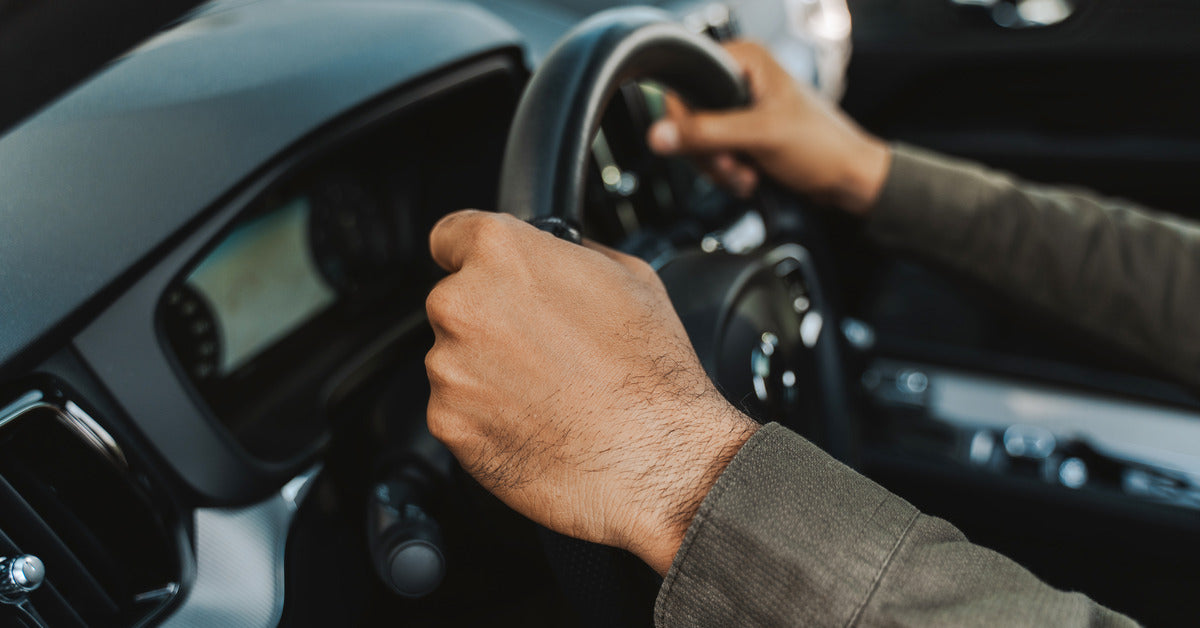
0;0;527;502
0;0;520;376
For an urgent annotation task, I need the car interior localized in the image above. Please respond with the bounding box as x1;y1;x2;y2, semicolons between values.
1;0;1198;626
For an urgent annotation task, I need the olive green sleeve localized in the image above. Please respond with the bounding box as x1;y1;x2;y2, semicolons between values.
866;143;1200;389
654;145;1193;624
654;423;1137;627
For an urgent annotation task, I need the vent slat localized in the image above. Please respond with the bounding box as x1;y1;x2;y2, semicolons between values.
0;475;120;620
0;392;181;627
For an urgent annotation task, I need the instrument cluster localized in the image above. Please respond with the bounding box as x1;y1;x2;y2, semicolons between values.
158;69;518;462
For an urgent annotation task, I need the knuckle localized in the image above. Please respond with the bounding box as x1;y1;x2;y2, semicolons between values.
471;213;517;248
629;257;658;282
424;345;462;390
460;214;525;267
424;347;448;383
425;401;455;443
425;400;472;449
425;284;456;324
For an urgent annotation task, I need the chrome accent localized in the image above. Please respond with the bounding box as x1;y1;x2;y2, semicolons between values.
799;311;823;348
61;400;128;468
134;583;180;604
1002;424;1056;459
968;430;996;466
928;370;1200;475
0;391;43;430
895;369;929;395
0;391;127;469
950;0;1076;29
161;466;320;628
867;360;1200;508
702;211;767;255
751;332;780;402
0;555;45;603
1059;457;1088;489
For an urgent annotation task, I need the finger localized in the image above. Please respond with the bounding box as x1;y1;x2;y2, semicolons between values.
429;209;488;272
648;105;763;156
662;91;691;120
647;93;690;154
696;152;738;188
429;209;526;273
710;152;740;181
721;159;759;198
698;153;760;198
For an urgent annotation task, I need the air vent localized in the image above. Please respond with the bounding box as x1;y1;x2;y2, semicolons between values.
0;389;180;627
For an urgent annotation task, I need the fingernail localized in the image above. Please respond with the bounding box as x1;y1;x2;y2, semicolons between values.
649;120;680;153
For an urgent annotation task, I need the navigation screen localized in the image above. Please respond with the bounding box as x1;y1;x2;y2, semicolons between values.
187;197;336;375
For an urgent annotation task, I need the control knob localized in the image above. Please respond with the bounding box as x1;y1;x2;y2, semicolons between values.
366;467;446;598
0;555;44;603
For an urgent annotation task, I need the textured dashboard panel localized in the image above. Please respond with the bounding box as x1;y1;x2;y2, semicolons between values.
161;469;319;628
0;0;520;372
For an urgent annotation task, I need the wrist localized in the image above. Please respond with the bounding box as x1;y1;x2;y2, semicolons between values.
630;401;759;575
835;136;891;216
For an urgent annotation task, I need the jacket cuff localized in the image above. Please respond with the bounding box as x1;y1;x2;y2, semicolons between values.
654;423;920;627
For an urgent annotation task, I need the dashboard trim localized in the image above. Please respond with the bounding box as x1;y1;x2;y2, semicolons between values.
160;467;320;628
0;390;128;470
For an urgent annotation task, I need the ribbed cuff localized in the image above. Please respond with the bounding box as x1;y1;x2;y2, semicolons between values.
654;423;919;627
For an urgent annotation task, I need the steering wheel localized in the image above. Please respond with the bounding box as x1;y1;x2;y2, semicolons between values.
497;8;855;627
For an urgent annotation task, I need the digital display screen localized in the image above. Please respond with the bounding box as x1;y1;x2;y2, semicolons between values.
186;197;336;375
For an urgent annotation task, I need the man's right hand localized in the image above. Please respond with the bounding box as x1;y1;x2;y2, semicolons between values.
647;41;891;215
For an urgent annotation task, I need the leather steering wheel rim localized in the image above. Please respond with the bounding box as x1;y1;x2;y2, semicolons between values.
495;9;751;628
498;7;749;225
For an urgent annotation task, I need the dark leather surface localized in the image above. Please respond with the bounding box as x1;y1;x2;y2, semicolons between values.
497;7;748;223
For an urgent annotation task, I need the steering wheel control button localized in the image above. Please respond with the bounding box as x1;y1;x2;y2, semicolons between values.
0;555;45;603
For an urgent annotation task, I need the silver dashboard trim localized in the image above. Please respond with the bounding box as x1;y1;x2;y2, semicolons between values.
0;390;128;469
160;466;321;628
873;360;1200;485
883;363;1200;482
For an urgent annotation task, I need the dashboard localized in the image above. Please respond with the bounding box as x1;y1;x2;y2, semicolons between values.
1;0;1199;626
153;68;519;462
0;1;528;624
